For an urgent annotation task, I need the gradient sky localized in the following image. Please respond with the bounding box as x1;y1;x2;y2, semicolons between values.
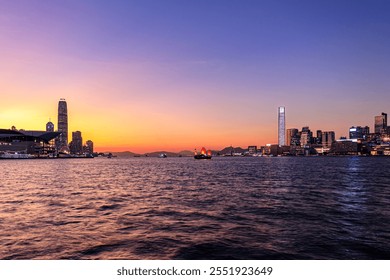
1;0;389;152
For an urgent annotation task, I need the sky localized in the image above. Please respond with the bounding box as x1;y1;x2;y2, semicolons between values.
0;0;389;152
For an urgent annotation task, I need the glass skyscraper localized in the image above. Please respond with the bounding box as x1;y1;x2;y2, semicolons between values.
278;106;286;146
57;98;69;152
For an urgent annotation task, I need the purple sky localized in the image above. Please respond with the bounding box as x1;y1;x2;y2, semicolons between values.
1;0;389;151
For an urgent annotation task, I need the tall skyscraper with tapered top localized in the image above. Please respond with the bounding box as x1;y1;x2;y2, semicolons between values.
278;106;286;146
56;98;69;152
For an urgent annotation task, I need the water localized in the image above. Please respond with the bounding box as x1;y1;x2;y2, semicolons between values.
0;156;389;259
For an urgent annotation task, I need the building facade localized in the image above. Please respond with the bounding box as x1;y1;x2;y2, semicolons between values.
349;126;363;139
248;146;257;155
70;131;83;154
46;120;54;132
286;128;299;146
278;106;286;146
300;127;312;146
86;140;94;154
56;98;69;153
375;112;387;133
322;131;335;149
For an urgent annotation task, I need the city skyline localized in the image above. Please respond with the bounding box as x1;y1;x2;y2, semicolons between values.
1;1;389;152
1;98;387;154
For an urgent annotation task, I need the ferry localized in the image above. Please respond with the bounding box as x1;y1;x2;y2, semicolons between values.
0;152;35;159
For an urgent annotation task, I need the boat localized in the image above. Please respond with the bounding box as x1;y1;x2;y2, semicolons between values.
0;152;35;159
159;153;167;158
194;147;212;159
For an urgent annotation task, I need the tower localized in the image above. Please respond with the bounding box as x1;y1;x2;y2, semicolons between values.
46;119;54;132
278;106;286;146
57;98;69;152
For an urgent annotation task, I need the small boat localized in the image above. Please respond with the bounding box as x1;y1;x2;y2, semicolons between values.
194;147;212;159
159;153;167;158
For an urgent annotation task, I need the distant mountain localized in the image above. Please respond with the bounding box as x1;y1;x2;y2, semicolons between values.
112;151;141;157
218;146;247;155
144;151;180;157
107;150;192;157
108;148;249;157
178;150;194;157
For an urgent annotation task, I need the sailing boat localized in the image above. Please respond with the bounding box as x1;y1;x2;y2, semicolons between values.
194;147;212;159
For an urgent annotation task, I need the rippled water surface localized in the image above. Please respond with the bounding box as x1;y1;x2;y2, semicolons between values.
0;157;389;259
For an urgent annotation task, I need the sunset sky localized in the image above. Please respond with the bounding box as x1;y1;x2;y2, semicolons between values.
1;0;389;152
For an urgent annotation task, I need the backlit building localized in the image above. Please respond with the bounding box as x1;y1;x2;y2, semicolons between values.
46;120;54;132
86;140;94;154
56;98;69;152
322;131;335;149
69;131;83;154
375;112;387;133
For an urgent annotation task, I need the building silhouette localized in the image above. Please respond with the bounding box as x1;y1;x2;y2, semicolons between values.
69;131;83;154
375;112;387;133
300;126;312;146
316;130;322;144
322;131;335;149
286;128;299;146
278;106;286;146
86;140;94;154
56;98;69;153
46;120;54;132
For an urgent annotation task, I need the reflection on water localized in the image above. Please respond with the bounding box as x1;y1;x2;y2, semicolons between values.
0;157;389;259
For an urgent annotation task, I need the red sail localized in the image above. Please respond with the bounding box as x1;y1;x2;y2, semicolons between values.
207;150;212;156
200;147;207;155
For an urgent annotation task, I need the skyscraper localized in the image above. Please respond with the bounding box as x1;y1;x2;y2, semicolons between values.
70;131;83;154
375;112;387;133
278;106;286;146
322;131;335;149
57;98;68;152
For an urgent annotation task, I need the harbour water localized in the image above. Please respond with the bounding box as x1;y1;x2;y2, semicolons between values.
0;157;389;259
